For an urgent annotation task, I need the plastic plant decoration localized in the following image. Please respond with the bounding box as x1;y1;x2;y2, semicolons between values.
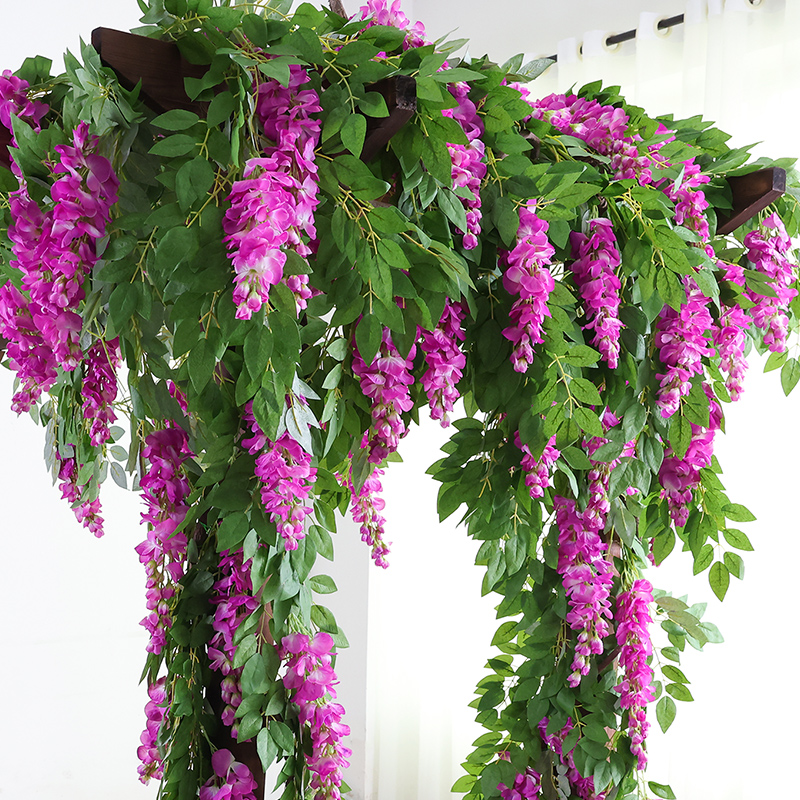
1;2;800;799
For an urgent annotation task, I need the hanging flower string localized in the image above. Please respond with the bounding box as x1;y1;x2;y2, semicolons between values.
420;299;466;426
223;65;321;319
744;212;798;352
135;427;192;655
654;277;715;418
659;385;722;528
341;464;391;567
446;82;487;249
614;578;656;771
243;404;317;551
137;677;168;783
56;449;104;536
352;326;416;463
569;218;623;369
208;548;260;737
279;632;352;800
516;431;560;499
554;495;614;687
501;200;556;372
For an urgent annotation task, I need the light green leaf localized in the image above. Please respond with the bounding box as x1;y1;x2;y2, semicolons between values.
709;561;730;601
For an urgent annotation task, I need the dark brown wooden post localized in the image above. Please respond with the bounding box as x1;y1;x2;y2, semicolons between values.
717;167;786;235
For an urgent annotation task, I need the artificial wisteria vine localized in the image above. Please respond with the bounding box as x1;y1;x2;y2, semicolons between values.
2;3;798;800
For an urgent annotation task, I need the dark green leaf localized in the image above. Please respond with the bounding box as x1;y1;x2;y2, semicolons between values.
340;114;367;157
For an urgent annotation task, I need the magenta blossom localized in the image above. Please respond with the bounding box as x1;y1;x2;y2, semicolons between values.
501;201;556;372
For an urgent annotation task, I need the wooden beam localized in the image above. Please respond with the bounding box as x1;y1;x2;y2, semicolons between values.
91;27;209;116
361;75;416;162
717;167;786;235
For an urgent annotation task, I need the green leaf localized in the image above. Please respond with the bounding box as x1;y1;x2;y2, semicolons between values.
662;665;689;684
649;781;677;800
175;157;216;211
569;377;603;406
723;550;745;579
669;411;692;459
188;338;217;393
665;683;694;702
438;188;469;234
358;91;389;118
217;511;249;552
149;134;198;157
206;91;238;126
340;113;367;157
308;574;337;594
551;182;601;208
722;528;754;551
709;561;730;601
310;604;338;633
355;315;382;367
573;406;603;437
781;358;800;395
560;446;592;471
652;528;676;565
722;503;756;523
151;109;200;130
257;727;280;770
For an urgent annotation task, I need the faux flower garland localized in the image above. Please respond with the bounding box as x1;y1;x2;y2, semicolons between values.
1;2;799;799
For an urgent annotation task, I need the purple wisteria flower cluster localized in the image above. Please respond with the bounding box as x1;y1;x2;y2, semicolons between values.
223;66;321;319
614;579;655;771
446;82;486;249
538;717;605;800
279;632;352;800
137;677;167;783
352;326;416;463
420;299;466;426
135;428;192;655
358;0;427;48
341;464;391;568
570;219;623;369
1;120;119;408
654;277;715;419
554;495;613;687
56;449;104;536
82;338;122;446
243;405;317;551
501;201;556;372
659;385;722;528
713;259;750;400
208;548;260;736
0;68;47;134
529;93;652;183
498;767;542;800
199;749;258;800
744;212;798;353
515;431;560;499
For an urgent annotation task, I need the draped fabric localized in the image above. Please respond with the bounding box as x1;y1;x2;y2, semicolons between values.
534;0;800;156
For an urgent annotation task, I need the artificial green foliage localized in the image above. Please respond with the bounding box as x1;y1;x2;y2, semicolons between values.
1;2;799;799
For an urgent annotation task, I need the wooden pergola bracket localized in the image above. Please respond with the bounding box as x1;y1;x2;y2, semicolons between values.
716;167;786;235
